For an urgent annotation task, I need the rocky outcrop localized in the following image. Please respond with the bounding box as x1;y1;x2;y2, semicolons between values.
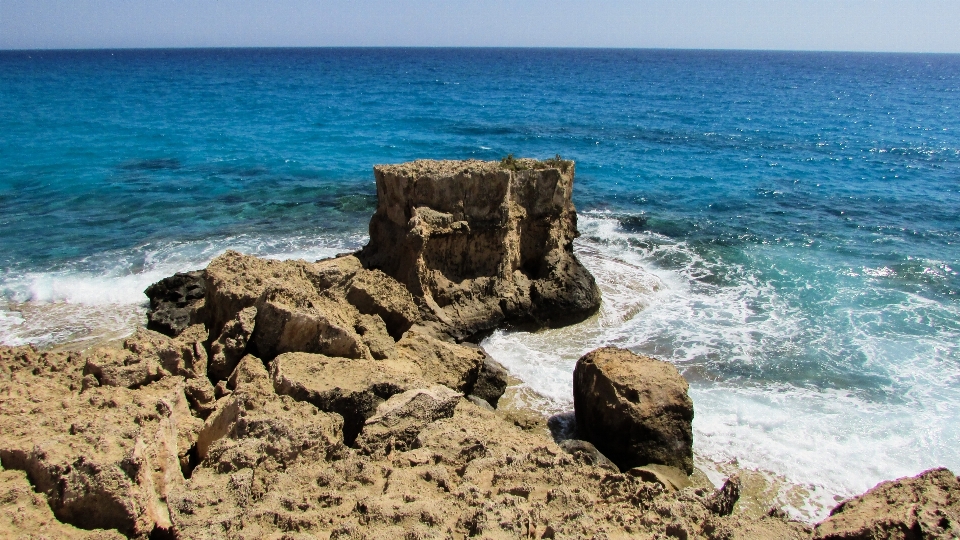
573;346;695;474
144;270;206;337
813;467;960;539
355;385;461;456
358;159;601;339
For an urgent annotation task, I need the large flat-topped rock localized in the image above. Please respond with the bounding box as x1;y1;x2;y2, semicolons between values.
360;157;600;339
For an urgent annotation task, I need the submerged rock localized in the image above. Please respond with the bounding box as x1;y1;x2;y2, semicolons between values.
573;346;694;474
358;159;601;339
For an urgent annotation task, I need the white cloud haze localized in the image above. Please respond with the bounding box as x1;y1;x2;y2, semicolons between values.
1;0;958;52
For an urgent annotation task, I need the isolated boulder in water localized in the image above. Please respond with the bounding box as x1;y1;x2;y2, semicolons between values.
358;159;601;339
144;270;206;337
573;346;694;474
813;467;960;539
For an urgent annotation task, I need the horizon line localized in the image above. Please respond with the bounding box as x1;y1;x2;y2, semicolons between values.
3;45;959;56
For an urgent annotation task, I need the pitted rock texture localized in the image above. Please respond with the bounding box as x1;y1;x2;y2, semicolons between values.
813;467;960;539
358;159;602;339
573;346;695;474
144;270;207;337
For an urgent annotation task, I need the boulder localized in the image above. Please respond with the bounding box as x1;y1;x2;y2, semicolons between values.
345;268;421;339
144;270;206;337
472;354;509;407
358;159;601;339
355;385;461;456
270;352;426;445
573;347;694;474
395;327;485;395
813;467;960;539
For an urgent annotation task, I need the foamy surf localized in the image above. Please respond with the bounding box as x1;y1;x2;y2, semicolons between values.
482;214;960;523
0;233;366;348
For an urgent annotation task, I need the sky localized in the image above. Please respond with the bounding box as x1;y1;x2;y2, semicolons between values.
1;0;958;53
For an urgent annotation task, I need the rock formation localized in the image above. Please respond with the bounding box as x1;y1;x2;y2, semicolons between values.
813;467;960;539
0;158;955;539
358;159;602;339
573;346;695;474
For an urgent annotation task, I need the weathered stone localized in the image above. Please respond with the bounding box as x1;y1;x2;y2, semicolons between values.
814;467;960;539
354;313;395;360
394;327;484;395
627;463;695;492
195;355;342;467
270;352;425;445
471;354;509;407
346;268;420;339
0;374;199;537
144;270;206;337
559;439;618;471
358;159;601;339
208;305;256;382
355;385;461;456
573;346;694;474
703;473;740;516
252;285;372;361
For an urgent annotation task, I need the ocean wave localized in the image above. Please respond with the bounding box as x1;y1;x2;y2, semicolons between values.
0;233;366;347
483;214;960;522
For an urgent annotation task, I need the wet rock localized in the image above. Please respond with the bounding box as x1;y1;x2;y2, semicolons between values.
144;270;206;337
702;473;741;516
573;346;694;474
471;354;509;407
814;467;960;539
270;351;425;445
356;385;461;456
358;159;601;339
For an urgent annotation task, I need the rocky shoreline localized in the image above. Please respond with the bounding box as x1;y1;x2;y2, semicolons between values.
1;159;957;539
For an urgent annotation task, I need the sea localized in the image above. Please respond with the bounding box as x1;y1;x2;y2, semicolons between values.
2;48;958;520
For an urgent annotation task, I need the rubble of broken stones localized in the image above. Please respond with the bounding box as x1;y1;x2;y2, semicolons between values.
1;159;958;539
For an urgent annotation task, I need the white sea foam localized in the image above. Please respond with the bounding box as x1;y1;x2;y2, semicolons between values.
482;214;960;522
0;233;366;348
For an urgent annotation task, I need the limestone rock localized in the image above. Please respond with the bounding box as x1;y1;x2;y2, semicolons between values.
355;385;461;456
82;326;209;390
252;285;372;361
627;463;695;493
573;346;694;474
144;270;206;337
472;354;509;407
346;268;420;339
358;159;601;339
0;467;126;540
208;305;256;382
813;467;960;539
559;439;618;471
394;327;484;395
270;352;425;445
0;369;199;537
195;355;342;468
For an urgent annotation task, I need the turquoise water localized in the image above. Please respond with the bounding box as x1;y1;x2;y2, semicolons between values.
2;48;959;516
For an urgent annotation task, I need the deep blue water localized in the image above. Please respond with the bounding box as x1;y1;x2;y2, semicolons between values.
2;48;959;515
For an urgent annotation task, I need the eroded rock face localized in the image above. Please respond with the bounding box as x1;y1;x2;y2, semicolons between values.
573;346;695;474
814;467;960;539
358;159;601;339
144;270;207;337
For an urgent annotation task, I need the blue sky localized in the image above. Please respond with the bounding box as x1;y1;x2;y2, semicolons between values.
1;0;958;52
